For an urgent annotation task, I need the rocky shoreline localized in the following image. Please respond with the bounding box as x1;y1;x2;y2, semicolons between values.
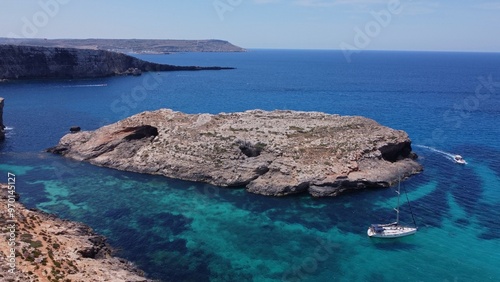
0;45;234;81
0;184;154;282
48;109;423;197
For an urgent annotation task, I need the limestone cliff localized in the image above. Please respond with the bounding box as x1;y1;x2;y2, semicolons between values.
0;97;4;141
0;185;153;282
48;109;422;197
0;45;233;80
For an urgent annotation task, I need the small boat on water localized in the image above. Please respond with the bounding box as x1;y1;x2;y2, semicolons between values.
454;155;467;165
367;176;417;239
368;223;417;238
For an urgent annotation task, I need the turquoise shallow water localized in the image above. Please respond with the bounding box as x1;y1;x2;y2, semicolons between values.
1;50;500;281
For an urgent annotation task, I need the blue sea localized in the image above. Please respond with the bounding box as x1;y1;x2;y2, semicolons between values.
1;50;500;281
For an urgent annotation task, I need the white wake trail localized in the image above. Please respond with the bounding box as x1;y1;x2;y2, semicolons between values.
62;84;108;88
414;145;461;162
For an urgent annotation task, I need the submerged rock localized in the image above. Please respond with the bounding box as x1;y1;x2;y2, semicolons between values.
48;109;423;197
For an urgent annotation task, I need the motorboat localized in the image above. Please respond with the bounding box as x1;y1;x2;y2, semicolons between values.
454;155;467;165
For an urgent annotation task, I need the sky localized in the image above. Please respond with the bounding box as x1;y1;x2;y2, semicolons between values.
0;0;499;52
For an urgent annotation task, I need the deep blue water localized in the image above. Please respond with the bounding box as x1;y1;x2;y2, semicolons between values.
1;50;500;281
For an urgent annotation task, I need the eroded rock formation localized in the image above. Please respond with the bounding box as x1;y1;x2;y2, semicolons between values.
48;109;423;197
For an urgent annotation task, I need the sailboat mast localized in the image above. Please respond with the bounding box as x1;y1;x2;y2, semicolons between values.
395;175;401;224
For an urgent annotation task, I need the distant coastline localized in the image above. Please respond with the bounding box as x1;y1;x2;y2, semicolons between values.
0;44;234;81
0;38;246;54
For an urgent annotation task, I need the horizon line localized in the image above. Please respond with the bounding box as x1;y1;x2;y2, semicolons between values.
1;37;498;54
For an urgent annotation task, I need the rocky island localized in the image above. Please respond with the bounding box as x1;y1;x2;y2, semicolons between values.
0;45;233;81
48;109;422;197
0;185;153;282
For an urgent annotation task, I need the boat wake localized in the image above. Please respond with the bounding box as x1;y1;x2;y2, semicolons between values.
414;145;466;164
3;126;14;137
62;84;108;88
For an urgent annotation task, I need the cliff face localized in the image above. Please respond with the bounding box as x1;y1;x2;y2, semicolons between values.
0;185;153;282
0;45;233;80
0;97;4;141
48;109;422;197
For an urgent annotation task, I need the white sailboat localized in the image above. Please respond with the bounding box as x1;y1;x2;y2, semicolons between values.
367;176;417;238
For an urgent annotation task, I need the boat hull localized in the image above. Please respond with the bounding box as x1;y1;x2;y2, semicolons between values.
454;155;467;165
367;225;417;238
